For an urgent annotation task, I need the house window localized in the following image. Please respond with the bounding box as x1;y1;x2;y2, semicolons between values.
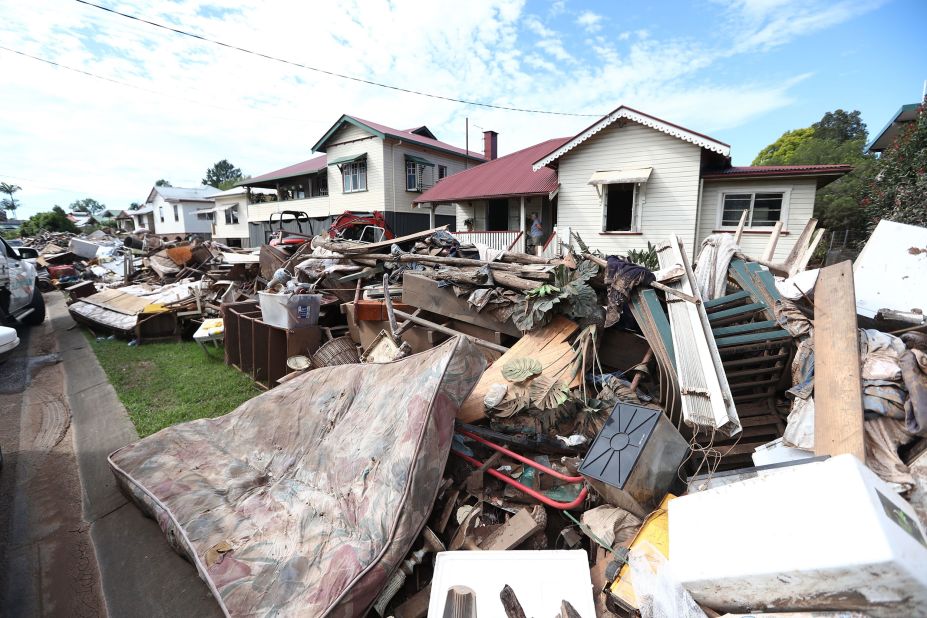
438;165;448;180
224;205;239;225
721;192;784;227
196;211;214;221
173;204;179;222
342;161;367;193
318;174;328;197
602;183;637;232
159;206;164;223
406;160;420;191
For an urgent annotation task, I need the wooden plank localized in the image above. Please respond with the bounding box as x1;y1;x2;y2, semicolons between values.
401;272;521;337
457;316;579;423
315;225;448;255
481;508;543;550
711;320;778;337
714;330;792;348
813;261;865;461
703;290;750;309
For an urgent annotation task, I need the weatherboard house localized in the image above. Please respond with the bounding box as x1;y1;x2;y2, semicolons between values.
236;114;485;247
131;185;216;239
415;104;851;261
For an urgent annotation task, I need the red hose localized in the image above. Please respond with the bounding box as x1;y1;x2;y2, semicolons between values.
457;430;584;482
451;449;588;510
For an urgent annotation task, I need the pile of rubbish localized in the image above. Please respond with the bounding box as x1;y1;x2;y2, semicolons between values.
98;218;926;616
18;228;259;342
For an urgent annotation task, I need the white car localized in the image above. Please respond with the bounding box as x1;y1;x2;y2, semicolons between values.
0;236;45;326
0;325;19;362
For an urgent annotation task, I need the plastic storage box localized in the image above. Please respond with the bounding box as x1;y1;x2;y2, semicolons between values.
669;454;927;616
257;291;320;329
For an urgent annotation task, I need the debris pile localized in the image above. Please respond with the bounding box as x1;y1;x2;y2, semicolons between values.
97;218;927;616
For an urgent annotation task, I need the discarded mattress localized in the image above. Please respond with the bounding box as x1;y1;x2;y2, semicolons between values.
109;336;485;616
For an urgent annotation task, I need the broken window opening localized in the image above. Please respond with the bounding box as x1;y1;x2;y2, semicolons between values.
603;183;636;232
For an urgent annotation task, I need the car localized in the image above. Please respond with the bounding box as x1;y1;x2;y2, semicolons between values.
0;236;45;325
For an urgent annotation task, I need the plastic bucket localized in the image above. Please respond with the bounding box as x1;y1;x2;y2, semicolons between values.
258;291;321;329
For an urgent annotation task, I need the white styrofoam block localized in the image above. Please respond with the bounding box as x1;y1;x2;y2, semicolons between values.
751;438;815;467
669;454;927;617
428;550;596;617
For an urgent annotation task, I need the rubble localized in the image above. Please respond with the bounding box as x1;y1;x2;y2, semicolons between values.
54;213;925;617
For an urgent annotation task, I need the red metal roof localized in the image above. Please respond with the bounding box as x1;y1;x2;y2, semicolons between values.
346;115;485;160
242;154;327;186
413;137;571;204
701;164;852;179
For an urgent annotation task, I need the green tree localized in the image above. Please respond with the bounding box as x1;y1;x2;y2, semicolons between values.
70;197;105;215
812;109;867;142
128;201;142;210
752;109;875;235
0;182;22;216
202;159;242;188
752;127;815;165
20;206;80;235
155;179;172;187
864;101;927;228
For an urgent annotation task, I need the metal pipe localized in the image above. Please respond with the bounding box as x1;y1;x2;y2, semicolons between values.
391;309;509;353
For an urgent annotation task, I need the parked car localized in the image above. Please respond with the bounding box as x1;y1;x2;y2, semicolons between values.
0;236;45;325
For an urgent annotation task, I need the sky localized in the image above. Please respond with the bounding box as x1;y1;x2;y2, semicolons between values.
0;0;924;218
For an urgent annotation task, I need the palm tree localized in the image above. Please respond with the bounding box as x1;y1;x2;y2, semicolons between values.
0;182;21;217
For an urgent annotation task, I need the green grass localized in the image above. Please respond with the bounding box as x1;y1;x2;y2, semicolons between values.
88;334;260;437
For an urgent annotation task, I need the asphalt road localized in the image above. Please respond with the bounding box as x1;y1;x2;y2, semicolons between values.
0;294;222;617
0;312;105;616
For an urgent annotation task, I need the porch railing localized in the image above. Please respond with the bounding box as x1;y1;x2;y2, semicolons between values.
452;230;524;253
538;226;569;259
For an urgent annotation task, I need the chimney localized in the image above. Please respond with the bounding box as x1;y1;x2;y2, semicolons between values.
483;130;498;161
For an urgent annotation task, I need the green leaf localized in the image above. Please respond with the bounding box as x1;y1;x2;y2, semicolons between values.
502;357;543;383
574;260;599;282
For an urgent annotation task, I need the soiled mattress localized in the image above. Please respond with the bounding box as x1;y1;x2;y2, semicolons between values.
109;337;485;616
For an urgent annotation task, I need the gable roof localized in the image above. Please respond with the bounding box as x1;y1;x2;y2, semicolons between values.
865;103;921;153
147;185;216;204
533;105;731;170
312;114;485;162
239;155;328;188
414;137;570;204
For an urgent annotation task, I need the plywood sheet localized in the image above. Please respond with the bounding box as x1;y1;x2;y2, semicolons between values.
458;315;579;422
814;261;865;461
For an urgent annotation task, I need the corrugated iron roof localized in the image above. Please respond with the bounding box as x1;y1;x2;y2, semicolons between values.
241;155;328;186
701;164;853;179
413;137;570;204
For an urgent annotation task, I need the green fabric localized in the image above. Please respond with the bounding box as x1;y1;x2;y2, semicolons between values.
328;153;367;166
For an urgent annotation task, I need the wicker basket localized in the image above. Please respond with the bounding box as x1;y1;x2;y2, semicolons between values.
311;336;360;368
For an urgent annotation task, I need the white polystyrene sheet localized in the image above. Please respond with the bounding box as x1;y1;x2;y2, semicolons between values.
670;454;927;616
853;220;927;319
428;550;596;617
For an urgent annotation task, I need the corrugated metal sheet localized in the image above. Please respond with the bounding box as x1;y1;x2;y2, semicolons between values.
701;164;852;179
244;155;328;185
413;137;570;204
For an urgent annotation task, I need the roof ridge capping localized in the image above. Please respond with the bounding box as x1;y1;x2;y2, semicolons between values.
532;105;731;171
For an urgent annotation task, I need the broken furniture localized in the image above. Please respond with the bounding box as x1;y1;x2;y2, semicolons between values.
669;454;927;616
222;300;321;387
109;337;486;617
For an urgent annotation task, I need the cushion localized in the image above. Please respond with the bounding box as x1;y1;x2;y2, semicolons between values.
109;336;485;616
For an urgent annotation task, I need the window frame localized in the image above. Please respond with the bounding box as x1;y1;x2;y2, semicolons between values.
600;182;641;233
342;161;367;193
716;188;791;230
159;206;164;223
438;165;448;180
224;204;239;225
406;160;419;191
173;204;179;222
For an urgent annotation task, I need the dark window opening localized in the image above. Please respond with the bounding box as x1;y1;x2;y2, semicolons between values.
486;199;509;231
604;183;634;231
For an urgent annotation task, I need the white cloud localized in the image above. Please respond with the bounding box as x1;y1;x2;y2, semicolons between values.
0;0;882;215
576;10;604;33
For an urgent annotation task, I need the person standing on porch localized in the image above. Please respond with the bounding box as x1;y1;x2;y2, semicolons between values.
529;212;544;251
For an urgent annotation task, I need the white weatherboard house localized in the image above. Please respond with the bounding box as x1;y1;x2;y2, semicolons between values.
417;105;850;261
131;185;216;239
237;115;485;246
195;186;276;248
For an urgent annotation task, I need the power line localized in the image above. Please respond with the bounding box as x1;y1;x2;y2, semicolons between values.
74;0;603;118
